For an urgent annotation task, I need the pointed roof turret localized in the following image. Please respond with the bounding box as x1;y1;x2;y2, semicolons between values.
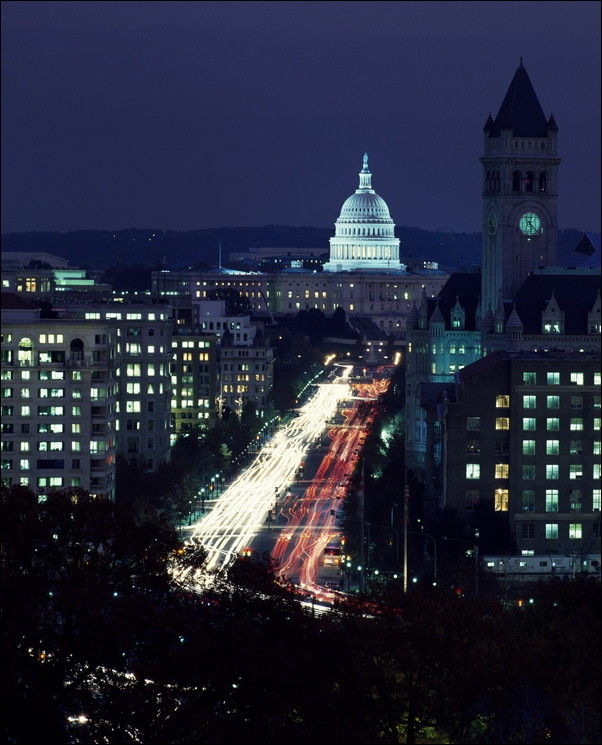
429;301;445;327
406;300;419;331
483;112;494;132
489;61;549;137
418;287;429;330
547;112;558;131
506;305;523;331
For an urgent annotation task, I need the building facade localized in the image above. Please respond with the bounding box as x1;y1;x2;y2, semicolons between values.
422;353;601;556
1;294;119;499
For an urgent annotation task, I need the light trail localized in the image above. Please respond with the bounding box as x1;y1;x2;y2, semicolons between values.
190;366;354;569
273;372;392;598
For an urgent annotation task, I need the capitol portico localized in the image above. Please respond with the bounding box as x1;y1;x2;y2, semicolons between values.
323;154;403;273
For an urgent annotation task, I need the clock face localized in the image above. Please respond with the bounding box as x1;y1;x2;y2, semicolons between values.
520;212;541;235
488;213;497;235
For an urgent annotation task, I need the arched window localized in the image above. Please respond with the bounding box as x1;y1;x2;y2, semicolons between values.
512;171;521;192
540;141;546;151
496;170;501;192
486;170;491;191
18;338;34;367
70;338;84;362
525;171;535;192
538;172;547;192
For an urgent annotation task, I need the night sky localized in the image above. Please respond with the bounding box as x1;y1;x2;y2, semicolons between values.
1;1;600;235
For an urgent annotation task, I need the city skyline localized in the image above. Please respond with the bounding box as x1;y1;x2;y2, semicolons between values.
1;1;600;237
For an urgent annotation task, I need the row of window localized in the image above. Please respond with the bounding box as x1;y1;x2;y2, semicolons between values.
523;395;601;408
466;416;602;430
523;418;600;431
522;489;601;512
522;523;594;541
466;488;601;514
522;371;600;386
466;463;601;480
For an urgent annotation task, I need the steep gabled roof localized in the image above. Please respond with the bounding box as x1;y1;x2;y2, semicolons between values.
426;273;482;331
490;61;549;138
513;273;601;334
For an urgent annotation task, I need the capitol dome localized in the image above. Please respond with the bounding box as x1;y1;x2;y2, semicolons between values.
323;153;402;273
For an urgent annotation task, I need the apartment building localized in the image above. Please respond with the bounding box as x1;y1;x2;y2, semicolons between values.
1;293;118;499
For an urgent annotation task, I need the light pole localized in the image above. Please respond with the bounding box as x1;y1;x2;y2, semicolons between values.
403;528;437;584
441;536;478;596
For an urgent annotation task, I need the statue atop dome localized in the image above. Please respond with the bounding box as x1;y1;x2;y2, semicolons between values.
363;152;368;167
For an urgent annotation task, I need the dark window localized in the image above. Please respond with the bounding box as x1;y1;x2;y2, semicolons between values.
495;440;509;455
522;524;535;539
512;171;521;192
37;459;64;469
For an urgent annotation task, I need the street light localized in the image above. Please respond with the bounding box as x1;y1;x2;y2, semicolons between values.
441;536;479;596
403;528;437;584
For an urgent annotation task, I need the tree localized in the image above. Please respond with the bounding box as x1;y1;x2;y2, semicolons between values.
1;485;208;744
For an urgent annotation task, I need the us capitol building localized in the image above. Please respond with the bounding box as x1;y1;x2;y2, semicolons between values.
152;154;449;340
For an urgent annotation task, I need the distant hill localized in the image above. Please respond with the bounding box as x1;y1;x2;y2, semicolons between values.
0;226;585;271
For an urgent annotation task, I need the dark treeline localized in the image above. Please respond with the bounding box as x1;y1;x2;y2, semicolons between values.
2;484;600;745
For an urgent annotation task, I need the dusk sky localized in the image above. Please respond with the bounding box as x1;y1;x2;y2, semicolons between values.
2;1;600;235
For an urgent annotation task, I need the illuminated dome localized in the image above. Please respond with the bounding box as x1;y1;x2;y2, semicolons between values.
323;154;402;273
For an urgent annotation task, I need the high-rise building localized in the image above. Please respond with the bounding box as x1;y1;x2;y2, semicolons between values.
1;293;118;499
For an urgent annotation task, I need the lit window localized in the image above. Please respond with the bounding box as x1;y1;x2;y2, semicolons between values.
594;442;601;455
569;524;582;540
495;489;508;511
594;463;601;480
570;372;584;386
594;419;601;431
495;463;509;479
545;523;558;539
593;490;601;510
523;395;536;408
547;418;559;431
522;440;536;455
523;418;536;431
496;395;510;408
569;464;583;480
545;489;558;512
547;372;560;385
546;440;559;455
496;417;510;430
523;372;536;385
126;364;141;377
466;464;480;479
570;491;582;511
546;464;559;480
570;419;583;431
546;395;560;409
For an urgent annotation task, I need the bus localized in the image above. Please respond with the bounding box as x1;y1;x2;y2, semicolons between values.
324;543;342;566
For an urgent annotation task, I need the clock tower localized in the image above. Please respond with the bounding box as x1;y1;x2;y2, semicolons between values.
480;59;560;316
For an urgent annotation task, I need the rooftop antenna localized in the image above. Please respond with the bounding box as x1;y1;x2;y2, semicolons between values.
219;242;222;269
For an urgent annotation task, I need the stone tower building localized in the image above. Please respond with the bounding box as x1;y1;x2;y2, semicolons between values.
480;59;561;316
